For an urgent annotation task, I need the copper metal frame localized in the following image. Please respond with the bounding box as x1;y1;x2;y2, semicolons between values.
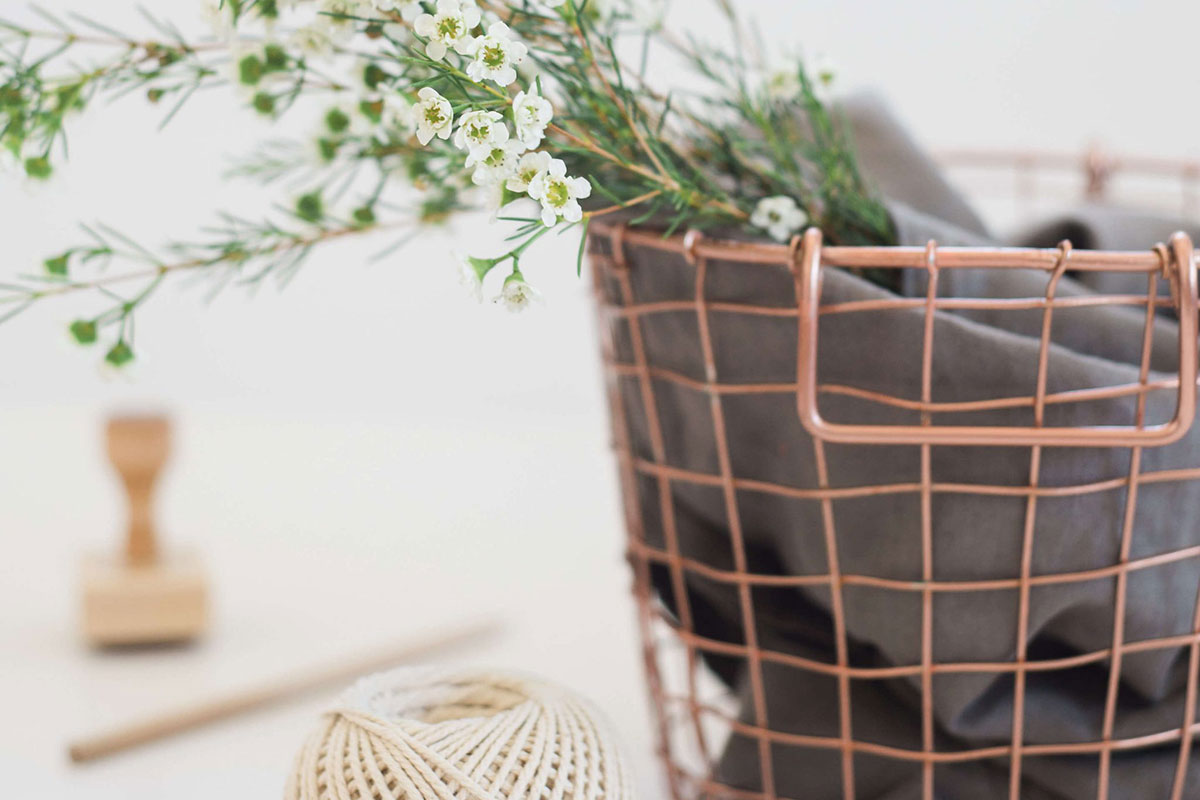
795;230;1199;447
590;163;1200;800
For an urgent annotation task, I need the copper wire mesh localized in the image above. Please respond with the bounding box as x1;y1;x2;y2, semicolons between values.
589;159;1200;800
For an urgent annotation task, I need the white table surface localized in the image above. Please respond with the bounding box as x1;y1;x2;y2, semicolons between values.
0;407;659;799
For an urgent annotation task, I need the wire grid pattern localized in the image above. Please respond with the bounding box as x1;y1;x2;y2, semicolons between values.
590;219;1200;800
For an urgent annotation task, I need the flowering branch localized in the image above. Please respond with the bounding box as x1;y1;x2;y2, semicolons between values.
4;216;410;364
1;0;895;365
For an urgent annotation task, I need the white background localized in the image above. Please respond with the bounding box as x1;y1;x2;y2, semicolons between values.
2;1;1199;798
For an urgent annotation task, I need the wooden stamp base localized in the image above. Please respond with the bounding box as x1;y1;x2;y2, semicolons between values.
81;551;208;646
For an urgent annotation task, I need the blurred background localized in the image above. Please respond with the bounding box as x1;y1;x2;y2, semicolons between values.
3;0;1199;797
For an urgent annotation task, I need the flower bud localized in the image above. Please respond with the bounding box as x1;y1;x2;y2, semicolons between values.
359;98;383;123
238;54;264;85
362;63;387;90
44;254;69;276
325;108;350;133
296;191;324;222
69;320;97;345
317;137;339;162
264;44;288;71
24;156;51;179
252;92;275;115
105;341;134;366
352;206;376;226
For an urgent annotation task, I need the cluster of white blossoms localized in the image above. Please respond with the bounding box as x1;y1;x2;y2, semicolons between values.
402;2;590;220
412;78;590;232
378;0;592;310
288;0;383;59
754;55;831;242
406;0;529;88
764;54;836;104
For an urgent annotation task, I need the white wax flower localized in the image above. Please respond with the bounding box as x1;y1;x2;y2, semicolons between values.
750;196;808;242
497;271;541;312
470;141;523;186
527;158;592;227
201;0;235;40
384;95;417;136
506;151;552;194
457;252;491;302
454;109;510;156
466;22;527;87
289;23;337;60
318;0;365;41
413;0;481;61
414;87;453;145
512;84;553;150
810;53;835;100
371;0;422;20
765;67;802;102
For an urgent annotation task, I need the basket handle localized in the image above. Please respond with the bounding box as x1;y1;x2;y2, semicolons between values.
793;229;1199;448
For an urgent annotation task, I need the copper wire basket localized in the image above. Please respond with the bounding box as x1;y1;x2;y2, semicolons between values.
589;151;1200;800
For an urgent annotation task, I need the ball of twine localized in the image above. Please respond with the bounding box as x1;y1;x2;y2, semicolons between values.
285;668;635;800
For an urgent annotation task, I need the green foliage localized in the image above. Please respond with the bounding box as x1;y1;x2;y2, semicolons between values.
0;9;227;175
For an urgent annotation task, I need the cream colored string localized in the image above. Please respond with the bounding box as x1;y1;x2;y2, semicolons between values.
286;669;634;800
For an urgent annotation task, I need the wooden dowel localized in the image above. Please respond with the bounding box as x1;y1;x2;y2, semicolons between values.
68;619;499;764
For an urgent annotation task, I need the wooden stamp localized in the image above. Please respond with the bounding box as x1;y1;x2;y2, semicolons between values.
81;415;207;646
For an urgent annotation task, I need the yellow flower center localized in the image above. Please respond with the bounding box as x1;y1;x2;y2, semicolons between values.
481;44;506;69
436;17;462;40
546;179;569;208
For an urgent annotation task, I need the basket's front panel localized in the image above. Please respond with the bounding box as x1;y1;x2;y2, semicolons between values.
591;225;1200;800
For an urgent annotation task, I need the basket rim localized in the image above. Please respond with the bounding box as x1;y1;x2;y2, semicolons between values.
587;219;1184;274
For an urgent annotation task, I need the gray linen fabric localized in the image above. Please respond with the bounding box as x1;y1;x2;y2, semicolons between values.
839;93;990;239
597;97;1200;799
